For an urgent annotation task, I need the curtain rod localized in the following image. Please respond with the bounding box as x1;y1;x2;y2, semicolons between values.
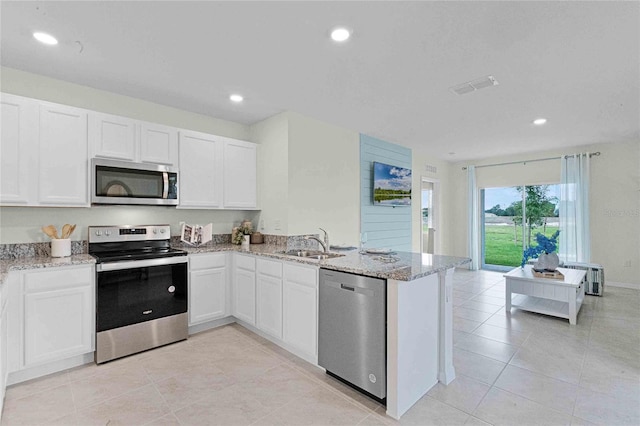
461;151;600;170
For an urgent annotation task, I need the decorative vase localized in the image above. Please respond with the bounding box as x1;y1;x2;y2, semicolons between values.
241;234;250;249
534;253;559;272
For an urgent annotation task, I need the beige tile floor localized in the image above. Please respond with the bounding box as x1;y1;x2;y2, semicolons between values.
2;269;639;425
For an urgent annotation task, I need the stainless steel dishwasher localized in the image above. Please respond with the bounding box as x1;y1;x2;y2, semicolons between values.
318;268;386;401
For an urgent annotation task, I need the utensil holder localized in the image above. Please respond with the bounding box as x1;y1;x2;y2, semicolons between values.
51;239;71;257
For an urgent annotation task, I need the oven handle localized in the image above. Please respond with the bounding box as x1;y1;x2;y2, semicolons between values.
96;256;187;272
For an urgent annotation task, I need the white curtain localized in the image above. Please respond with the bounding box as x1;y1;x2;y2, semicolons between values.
467;166;480;270
559;153;591;263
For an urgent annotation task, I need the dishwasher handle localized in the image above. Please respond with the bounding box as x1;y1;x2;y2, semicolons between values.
341;284;355;292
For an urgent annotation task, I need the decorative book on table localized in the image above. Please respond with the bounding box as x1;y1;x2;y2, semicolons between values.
180;223;212;246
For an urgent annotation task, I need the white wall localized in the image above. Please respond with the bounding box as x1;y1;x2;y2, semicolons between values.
249;112;290;235
0;206;259;243
287;112;360;245
450;141;640;285
0;67;259;243
1;67;249;140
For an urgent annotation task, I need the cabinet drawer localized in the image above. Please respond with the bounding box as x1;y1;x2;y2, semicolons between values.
24;266;93;293
257;258;282;278
190;252;226;270
235;254;256;271
284;263;318;288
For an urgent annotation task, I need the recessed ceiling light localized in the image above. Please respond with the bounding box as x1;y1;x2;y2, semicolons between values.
448;152;456;156
533;118;547;125
33;32;58;45
229;94;243;103
330;27;351;42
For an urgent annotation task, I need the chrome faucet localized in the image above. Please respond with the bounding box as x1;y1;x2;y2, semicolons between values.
305;228;330;252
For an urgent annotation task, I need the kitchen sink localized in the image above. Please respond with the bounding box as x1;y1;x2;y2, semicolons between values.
280;250;345;260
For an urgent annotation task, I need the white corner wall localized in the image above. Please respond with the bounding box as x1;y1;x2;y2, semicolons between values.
450;141;640;285
249;112;290;235
287;112;360;245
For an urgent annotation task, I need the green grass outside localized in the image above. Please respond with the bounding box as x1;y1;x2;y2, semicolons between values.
484;225;559;267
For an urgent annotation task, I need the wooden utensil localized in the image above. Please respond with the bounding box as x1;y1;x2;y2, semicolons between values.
61;224;71;239
67;224;76;238
42;225;59;239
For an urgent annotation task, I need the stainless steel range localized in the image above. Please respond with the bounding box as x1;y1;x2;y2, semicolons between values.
89;225;188;364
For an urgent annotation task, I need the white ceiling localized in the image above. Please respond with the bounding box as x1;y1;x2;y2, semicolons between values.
1;1;638;162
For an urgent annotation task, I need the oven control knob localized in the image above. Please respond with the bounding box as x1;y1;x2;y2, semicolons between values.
153;228;158;234
160;229;165;234
168;285;176;293
95;230;102;236
105;230;111;236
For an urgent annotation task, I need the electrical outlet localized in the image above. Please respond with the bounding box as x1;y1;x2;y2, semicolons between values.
260;219;265;230
624;260;632;267
274;219;281;230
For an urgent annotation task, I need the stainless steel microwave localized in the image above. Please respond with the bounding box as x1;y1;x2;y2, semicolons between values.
91;158;178;205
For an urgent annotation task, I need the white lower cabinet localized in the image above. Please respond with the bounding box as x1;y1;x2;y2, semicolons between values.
188;253;227;326
0;278;8;415
233;254;256;325
283;263;318;360
13;265;94;370
256;258;283;339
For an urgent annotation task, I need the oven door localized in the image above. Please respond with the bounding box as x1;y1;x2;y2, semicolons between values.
96;257;187;332
92;158;178;205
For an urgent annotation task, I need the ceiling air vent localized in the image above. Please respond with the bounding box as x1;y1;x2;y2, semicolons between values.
450;75;498;95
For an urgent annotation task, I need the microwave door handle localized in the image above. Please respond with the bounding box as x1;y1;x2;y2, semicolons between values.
162;172;169;199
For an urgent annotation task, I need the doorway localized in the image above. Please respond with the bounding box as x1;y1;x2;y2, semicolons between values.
481;184;560;271
421;178;439;254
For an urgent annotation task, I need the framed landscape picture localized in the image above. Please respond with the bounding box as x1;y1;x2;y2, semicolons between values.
373;162;412;206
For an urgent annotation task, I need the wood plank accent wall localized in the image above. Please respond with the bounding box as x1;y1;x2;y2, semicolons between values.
360;134;412;251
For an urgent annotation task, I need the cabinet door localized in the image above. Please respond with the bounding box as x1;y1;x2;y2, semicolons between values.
140;122;177;165
283;264;318;359
37;103;89;206
189;267;226;325
178;130;223;208
90;112;136;161
0;94;35;205
223;139;257;208
24;285;93;366
0;294;7;412
256;274;283;339
233;268;256;325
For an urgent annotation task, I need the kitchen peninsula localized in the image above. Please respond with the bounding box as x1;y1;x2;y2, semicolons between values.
0;243;469;420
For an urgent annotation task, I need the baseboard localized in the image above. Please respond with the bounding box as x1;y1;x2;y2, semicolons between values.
188;316;236;335
607;281;640;290
234;318;319;366
7;352;94;386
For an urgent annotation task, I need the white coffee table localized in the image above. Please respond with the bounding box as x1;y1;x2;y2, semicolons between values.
504;265;587;325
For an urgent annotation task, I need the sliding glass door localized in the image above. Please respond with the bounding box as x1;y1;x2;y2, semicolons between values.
482;184;559;271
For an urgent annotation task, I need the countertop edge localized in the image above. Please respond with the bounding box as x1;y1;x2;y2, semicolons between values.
1;245;471;286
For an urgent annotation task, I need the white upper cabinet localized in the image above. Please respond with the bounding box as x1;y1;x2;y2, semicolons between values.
140;123;177;165
37;103;89;206
0;94;36;205
223;139;257;209
179;132;257;210
90;112;136;161
1;94;89;207
178;130;224;208
90;112;177;166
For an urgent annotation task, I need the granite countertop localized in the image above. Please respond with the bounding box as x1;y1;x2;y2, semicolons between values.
0;244;470;286
0;254;96;286
174;242;471;281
